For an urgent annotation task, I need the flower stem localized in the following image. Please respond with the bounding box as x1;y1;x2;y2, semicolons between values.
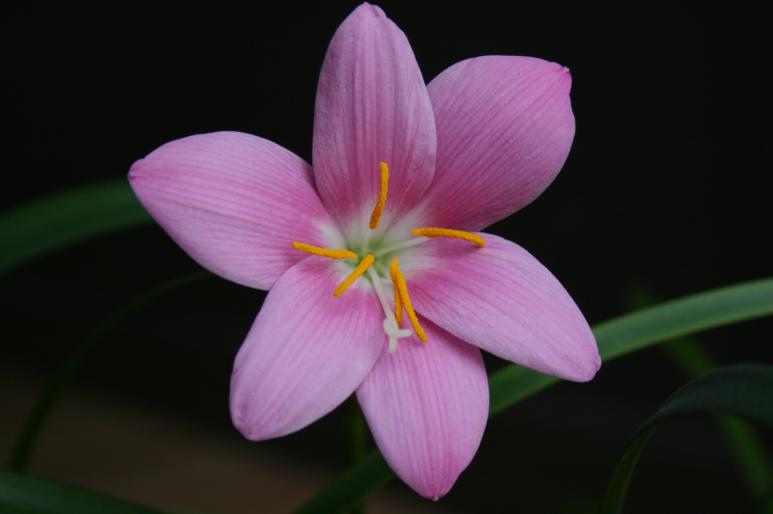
345;397;368;514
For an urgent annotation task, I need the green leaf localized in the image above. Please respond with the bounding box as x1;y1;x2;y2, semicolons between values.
598;364;773;514
7;271;210;472
0;471;165;514
0;179;150;274
664;343;773;511
342;399;369;514
296;277;773;513
626;285;773;505
295;453;393;514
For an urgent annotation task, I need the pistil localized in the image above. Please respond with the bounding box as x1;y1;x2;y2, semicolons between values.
367;267;411;353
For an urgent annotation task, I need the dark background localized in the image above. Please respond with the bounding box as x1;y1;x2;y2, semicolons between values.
1;1;771;513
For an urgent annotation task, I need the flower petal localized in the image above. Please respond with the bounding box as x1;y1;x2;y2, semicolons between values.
357;322;488;500
409;234;600;381
424;56;575;230
312;4;436;229
129;131;336;290
230;257;384;440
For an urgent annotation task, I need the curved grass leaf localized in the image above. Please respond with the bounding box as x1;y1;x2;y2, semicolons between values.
296;277;773;513
7;271;210;472
295;453;392;514
0;179;150;275
665;342;773;512
598;364;773;514
627;286;773;505
0;471;165;514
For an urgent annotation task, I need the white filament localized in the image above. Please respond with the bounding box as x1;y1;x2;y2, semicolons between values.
367;267;411;353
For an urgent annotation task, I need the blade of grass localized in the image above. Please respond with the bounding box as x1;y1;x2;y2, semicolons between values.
626;285;773;507
598;364;773;514
6;271;210;472
0;471;167;514
0;179;150;275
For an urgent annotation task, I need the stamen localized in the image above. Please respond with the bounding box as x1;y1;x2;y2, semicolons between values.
389;259;403;326
292;242;358;260
334;254;375;297
390;259;428;342
410;227;485;248
368;161;389;230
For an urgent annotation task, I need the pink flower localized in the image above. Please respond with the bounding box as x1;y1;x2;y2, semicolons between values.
128;3;599;500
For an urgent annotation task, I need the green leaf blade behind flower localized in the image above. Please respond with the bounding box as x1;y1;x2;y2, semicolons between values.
0;472;166;514
598;364;773;514
596;278;773;362
295;452;393;514
491;277;773;413
296;277;773;513
0;179;150;275
7;271;210;472
626;285;773;504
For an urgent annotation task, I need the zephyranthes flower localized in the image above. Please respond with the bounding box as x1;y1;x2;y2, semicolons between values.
129;3;600;499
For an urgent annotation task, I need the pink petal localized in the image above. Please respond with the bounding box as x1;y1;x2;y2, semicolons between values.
230;257;384;440
410;234;600;381
357;321;488;500
424;56;575;231
312;4;436;228
129;131;336;290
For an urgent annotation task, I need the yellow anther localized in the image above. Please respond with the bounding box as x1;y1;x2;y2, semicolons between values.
390;259;428;342
292;242;358;260
368;161;389;230
389;259;403;326
334;254;375;297
410;227;485;248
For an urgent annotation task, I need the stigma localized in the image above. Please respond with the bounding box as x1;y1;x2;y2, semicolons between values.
291;161;485;351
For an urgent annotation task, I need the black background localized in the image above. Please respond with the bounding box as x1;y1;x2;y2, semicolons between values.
2;1;771;513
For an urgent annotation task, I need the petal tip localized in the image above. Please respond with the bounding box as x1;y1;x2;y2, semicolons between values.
127;158;146;183
229;393;287;442
396;472;454;501
567;346;602;383
557;63;573;90
353;2;386;18
347;2;387;26
541;59;572;92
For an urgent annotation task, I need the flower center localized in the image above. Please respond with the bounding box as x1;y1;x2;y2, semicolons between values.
292;161;483;352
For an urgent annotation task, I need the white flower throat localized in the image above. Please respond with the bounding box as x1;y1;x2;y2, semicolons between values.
292;161;484;353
